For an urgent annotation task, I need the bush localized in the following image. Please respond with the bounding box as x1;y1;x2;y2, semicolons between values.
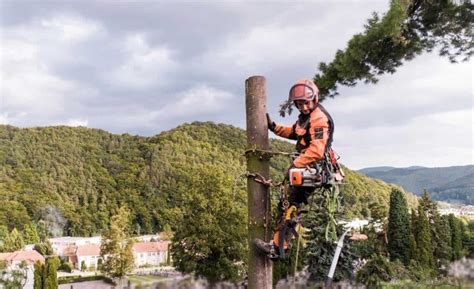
80;260;87;271
58;261;73;273
356;255;393;287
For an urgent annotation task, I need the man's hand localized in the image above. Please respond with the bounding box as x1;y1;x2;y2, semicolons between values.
266;113;276;132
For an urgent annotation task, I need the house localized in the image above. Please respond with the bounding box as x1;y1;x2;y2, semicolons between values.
0;250;45;289
49;236;101;256
0;250;45;268
133;241;170;267
75;244;101;271
74;240;170;271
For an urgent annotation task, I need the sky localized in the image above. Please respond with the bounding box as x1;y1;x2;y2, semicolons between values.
0;0;472;170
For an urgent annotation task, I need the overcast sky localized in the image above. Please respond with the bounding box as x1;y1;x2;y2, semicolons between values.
0;0;472;170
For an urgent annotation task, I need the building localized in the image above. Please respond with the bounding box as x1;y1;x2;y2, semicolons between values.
75;244;101;271
0;250;45;289
133;241;170;267
49;236;101;256
73;240;170;271
0;250;45;268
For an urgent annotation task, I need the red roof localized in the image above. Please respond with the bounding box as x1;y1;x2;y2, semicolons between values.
76;244;101;257
0;250;45;265
133;241;170;253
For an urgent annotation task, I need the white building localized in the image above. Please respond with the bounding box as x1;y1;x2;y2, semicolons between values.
49;236;101;256
0;250;45;289
133;241;170;267
74;241;170;271
75;244;101;271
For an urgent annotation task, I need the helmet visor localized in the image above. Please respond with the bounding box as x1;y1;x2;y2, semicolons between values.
289;84;316;101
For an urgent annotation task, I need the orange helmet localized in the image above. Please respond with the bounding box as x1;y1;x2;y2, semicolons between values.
288;79;319;103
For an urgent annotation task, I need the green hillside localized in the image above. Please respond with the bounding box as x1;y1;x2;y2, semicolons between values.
360;166;474;204
0;123;406;237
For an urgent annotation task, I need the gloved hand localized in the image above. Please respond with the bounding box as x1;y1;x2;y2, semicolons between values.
266;113;276;132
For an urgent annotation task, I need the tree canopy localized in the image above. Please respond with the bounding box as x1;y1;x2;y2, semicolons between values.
314;0;473;100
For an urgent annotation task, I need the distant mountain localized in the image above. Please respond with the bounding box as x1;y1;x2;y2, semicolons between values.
0;123;413;236
359;165;474;204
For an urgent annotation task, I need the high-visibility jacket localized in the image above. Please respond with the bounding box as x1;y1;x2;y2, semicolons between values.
273;104;334;167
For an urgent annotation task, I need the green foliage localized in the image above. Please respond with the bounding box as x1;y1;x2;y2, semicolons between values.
80;261;87;272
419;191;451;273
2;228;25;252
34;261;43;289
43;257;59;289
303;191;357;282
314;0;473;100
355;255;393;288
23;223;40;244
0;123;399;241
413;206;435;271
448;214;463;260
58;259;73;273
34;241;54;257
34;257;59;289
100;206;135;280
387;188;411;265
170;164;247;284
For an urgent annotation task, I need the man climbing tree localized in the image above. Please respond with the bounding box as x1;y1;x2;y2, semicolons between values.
254;79;344;259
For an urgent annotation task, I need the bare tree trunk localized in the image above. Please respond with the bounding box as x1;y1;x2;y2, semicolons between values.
245;75;272;289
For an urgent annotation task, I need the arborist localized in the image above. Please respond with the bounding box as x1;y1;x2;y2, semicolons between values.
254;79;344;259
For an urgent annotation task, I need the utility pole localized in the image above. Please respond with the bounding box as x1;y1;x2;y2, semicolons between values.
245;75;272;289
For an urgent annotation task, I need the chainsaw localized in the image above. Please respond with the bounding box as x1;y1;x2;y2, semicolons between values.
289;167;324;187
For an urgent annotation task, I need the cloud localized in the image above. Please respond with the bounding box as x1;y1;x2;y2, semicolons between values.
0;14;100;125
106;34;177;90
39;13;104;43
153;84;233;120
64;118;89;127
334;107;473;169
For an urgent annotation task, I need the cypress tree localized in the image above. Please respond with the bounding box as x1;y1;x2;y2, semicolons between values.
387;188;411;265
419;191;451;273
414;206;435;270
33;261;44;289
43;257;59;289
448;214;463;260
3;228;25;252
437;215;453;274
409;209;418;261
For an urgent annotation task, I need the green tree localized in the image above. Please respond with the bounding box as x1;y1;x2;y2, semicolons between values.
3;228;25;252
171;164;247;284
313;0;473;100
34;261;44;289
387;188;411;265
408;209;418;261
43;257;59;289
448;214;463;260
80;261;87;272
414;206;435;271
23;223;40;244
100;206;135;286
34;241;54;257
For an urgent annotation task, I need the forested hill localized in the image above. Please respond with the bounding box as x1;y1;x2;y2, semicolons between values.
359;166;474;205
0;123;410;237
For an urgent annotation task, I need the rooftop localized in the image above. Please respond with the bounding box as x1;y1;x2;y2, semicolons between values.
0;250;45;265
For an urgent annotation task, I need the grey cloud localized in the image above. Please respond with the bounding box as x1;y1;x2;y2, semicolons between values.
1;0;471;168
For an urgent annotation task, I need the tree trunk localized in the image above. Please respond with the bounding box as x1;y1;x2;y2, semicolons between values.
245;75;272;289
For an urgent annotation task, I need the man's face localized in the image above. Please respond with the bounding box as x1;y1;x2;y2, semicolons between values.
294;99;315;115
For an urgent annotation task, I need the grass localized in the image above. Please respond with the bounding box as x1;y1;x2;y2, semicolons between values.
127;275;166;285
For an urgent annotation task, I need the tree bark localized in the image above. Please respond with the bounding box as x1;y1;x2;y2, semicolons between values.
245;75;272;289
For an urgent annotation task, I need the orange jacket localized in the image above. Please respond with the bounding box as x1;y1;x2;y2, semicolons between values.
273;104;334;167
